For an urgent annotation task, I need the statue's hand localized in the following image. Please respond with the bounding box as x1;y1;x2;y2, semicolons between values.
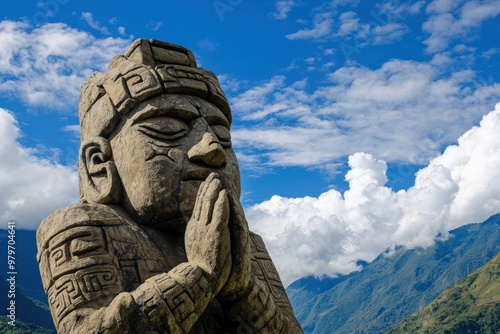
218;191;252;301
185;172;232;295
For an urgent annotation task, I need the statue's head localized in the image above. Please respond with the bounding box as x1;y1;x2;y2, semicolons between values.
78;39;240;233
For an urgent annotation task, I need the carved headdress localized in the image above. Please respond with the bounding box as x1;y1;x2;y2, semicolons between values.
78;39;231;142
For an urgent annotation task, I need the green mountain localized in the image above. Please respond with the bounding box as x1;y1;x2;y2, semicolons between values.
386;252;500;334
287;214;500;334
0;277;55;332
0;316;54;334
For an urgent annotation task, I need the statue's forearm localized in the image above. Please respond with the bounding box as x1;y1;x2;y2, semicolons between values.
133;263;214;332
57;263;214;334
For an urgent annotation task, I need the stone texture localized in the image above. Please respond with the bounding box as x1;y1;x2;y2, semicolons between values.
37;39;303;333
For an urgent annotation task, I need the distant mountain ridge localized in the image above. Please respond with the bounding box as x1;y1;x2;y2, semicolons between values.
386;251;500;333
1;215;499;334
0;229;56;333
287;213;500;334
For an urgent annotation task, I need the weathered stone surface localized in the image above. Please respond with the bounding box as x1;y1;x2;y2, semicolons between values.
37;39;303;333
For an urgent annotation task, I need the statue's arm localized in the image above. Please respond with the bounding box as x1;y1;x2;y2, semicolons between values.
37;220;220;334
220;232;303;333
37;175;230;334
216;188;303;333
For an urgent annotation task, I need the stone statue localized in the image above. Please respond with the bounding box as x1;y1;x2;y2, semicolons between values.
36;39;303;334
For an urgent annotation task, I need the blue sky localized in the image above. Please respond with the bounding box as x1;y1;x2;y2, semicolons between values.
1;0;500;285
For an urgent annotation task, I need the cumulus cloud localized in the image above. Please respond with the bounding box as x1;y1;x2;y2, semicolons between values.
423;0;500;53
0;108;79;229
335;11;368;38
230;60;500;171
246;103;500;285
0;20;130;110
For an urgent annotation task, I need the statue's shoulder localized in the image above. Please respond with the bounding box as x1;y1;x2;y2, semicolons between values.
36;203;125;252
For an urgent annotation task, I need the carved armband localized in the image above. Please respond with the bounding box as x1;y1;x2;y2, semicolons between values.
37;224;123;331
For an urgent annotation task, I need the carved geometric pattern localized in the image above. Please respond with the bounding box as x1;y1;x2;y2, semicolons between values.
47;265;122;326
249;233;292;310
75;265;122;300
119;259;141;291
103;65;162;115
48;274;85;323
48;226;112;280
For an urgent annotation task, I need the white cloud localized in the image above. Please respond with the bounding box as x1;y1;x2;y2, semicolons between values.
283;1;498;52
285;13;334;40
324;48;335;55
482;47;500;59
304;57;315;64
371;22;409;45
335;11;368;38
423;0;500;53
284;3;412;45
146;20;162;32
81;12;110;34
198;38;220;51
218;74;245;93
62;124;80;134
0;20;130;110
377;0;427;18
246;103;500;285
231;75;287;114
333;10;408;46
426;0;461;14
0;108;79;229
273;0;297;20
331;0;360;8
231;59;500;170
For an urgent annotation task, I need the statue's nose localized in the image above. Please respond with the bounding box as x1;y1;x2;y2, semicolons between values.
188;132;227;167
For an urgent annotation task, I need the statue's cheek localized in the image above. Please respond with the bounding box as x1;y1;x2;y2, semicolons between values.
168;148;184;164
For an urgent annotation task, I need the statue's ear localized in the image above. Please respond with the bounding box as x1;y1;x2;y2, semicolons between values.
79;137;121;204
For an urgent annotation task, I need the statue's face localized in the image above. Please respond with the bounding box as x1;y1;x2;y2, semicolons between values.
109;94;240;233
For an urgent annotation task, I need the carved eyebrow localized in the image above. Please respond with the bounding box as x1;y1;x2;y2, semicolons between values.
197;101;230;128
131;104;200;126
204;115;230;128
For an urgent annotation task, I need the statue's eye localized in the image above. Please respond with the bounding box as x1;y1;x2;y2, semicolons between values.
211;125;231;147
137;117;188;141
